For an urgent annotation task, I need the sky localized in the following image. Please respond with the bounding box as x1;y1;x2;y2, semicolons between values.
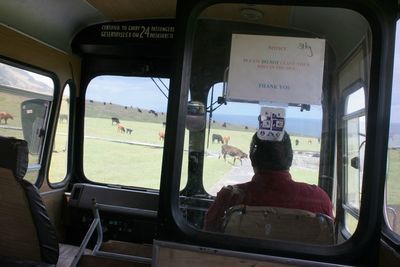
87;76;169;112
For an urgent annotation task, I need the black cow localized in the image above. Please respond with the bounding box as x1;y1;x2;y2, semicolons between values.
212;134;223;144
219;144;248;166
126;128;133;135
149;110;158;117
111;117;120;125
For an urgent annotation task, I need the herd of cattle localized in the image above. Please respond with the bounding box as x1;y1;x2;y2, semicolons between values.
112;117;134;134
109;118;248;165
111;117;164;139
212;134;230;144
106;116;314;167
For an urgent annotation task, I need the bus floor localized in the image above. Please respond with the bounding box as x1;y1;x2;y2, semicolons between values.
57;241;152;267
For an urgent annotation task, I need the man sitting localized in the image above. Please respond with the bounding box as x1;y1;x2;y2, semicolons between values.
204;131;333;232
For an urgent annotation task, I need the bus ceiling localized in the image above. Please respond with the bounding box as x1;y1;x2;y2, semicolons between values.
0;2;367;64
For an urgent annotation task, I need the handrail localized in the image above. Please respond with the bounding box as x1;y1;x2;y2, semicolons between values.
69;198;153;267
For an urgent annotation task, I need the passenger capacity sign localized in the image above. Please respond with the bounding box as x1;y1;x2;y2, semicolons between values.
227;34;325;105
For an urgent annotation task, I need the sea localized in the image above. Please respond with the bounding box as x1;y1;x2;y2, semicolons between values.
211;113;322;137
211;113;400;147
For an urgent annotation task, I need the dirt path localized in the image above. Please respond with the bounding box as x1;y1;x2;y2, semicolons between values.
208;158;254;195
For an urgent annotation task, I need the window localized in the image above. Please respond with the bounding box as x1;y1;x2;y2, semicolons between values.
342;87;366;235
202;84;322;196
175;3;371;246
384;20;400;238
0;61;54;184
83;76;168;189
49;83;70;184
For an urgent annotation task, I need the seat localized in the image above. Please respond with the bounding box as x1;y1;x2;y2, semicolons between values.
0;136;59;265
222;205;335;245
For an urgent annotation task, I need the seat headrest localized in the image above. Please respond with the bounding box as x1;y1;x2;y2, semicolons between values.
0;136;29;180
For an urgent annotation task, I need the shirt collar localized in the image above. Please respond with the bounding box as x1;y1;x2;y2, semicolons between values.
252;170;292;183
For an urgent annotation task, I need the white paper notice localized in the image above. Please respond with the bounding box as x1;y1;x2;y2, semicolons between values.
227;34;325;105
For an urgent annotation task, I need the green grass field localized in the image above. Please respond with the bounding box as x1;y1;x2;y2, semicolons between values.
49;115;322;192
2;93;399;202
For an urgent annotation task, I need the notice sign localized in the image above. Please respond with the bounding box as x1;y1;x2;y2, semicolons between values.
227;34;325;105
257;107;285;142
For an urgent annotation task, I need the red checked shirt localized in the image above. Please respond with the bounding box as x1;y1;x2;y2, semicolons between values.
203;170;334;231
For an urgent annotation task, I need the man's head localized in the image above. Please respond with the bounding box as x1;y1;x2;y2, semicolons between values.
249;131;293;171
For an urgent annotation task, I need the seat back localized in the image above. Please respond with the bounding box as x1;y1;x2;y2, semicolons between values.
0;136;59;264
223;205;335;245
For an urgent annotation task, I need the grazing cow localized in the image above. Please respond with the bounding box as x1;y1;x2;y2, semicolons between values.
117;124;125;133
0;112;13;124
222;122;227;128
295;139;300;146
219;144;248;166
245;126;248;130
59;114;68;123
308;139;312;144
89;100;94;103
159;131;165;141
137;108;142;113
149;110;158;117
126;128;133;135
111;117;120;125
212;134;223;144
223;136;230;144
125;106;127;109
162;122;166;127
103;102;106;105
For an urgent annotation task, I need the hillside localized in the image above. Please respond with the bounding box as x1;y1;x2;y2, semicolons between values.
84;100;255;132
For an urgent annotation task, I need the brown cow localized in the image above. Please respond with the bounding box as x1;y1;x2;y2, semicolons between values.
117;123;125;133
0;112;13;124
159;131;165;141
219;144;248;166
223;136;230;144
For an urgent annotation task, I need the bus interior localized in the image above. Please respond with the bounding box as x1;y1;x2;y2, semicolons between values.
0;1;399;266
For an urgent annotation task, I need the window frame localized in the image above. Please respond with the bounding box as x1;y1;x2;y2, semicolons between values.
0;56;60;187
81;75;169;190
340;81;366;237
157;0;396;264
48;80;75;188
381;18;400;247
